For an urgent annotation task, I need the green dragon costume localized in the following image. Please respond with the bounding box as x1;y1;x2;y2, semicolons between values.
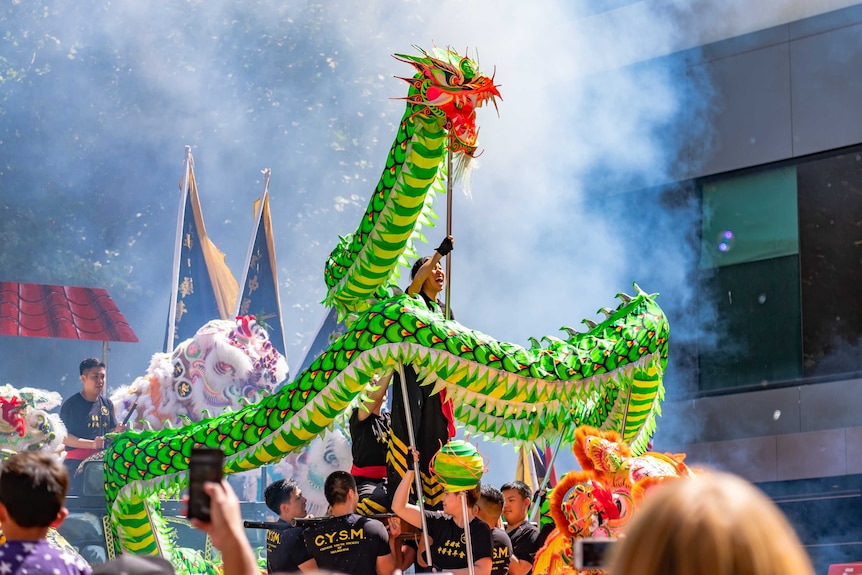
103;47;670;573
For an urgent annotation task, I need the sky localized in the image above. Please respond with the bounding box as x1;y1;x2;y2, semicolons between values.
0;0;811;488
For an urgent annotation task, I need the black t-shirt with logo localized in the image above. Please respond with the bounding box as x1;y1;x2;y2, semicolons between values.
490;526;513;575
303;513;390;574
424;510;493;572
60;393;117;440
267;519;312;573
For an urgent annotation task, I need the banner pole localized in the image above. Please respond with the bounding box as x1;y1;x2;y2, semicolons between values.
444;145;453;319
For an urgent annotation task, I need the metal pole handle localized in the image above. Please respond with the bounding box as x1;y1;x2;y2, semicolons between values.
461;491;475;575
444;145;453;320
397;363;434;566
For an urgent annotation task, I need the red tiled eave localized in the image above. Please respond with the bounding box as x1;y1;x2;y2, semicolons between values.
0;282;138;342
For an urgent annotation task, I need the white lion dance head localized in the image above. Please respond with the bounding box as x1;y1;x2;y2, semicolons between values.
0;384;67;457
112;316;289;428
273;428;353;517
0;386;79;562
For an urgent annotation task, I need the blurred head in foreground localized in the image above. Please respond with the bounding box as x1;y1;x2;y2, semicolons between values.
608;471;813;575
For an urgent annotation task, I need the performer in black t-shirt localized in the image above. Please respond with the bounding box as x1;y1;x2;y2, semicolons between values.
392;465;493;575
263;478;315;573
476;485;514;575
60;358;124;486
351;373;392;515
501;481;541;575
388;236;457;512
303;471;396;575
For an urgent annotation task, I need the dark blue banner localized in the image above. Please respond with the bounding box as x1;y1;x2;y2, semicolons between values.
236;192;286;359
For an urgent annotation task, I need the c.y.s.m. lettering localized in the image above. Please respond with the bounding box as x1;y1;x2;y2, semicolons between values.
314;528;364;547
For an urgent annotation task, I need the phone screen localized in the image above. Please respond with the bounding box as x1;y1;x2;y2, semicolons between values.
187;448;224;522
574;539;615;570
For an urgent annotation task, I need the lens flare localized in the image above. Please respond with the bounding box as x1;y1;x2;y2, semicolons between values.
717;230;735;253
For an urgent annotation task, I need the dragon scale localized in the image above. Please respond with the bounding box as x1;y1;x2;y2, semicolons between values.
322;111;445;319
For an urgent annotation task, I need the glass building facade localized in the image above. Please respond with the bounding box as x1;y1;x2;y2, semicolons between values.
606;5;862;571
691;146;862;393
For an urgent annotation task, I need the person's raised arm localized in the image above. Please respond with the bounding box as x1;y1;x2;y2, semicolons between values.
189;480;257;575
407;236;453;295
357;373;392;422
391;469;423;529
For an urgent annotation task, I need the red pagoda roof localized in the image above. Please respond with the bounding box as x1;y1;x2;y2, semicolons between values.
0;282;138;342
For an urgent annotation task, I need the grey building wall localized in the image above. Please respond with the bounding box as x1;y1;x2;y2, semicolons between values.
690;3;862;178
654;380;862;482
651;4;862;482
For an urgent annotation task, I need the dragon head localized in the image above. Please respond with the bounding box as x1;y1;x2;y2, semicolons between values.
169;316;288;410
577;432;630;478
395;46;500;157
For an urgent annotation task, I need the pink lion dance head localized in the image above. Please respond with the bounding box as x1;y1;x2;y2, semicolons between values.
112;316;289;429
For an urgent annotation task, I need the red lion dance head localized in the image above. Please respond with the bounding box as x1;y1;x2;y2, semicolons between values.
533;426;695;575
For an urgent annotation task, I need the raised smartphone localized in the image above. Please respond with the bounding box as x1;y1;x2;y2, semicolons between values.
573;538;615;570
186;447;224;522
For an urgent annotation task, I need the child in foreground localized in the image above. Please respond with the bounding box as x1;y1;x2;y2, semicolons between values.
0;451;91;575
